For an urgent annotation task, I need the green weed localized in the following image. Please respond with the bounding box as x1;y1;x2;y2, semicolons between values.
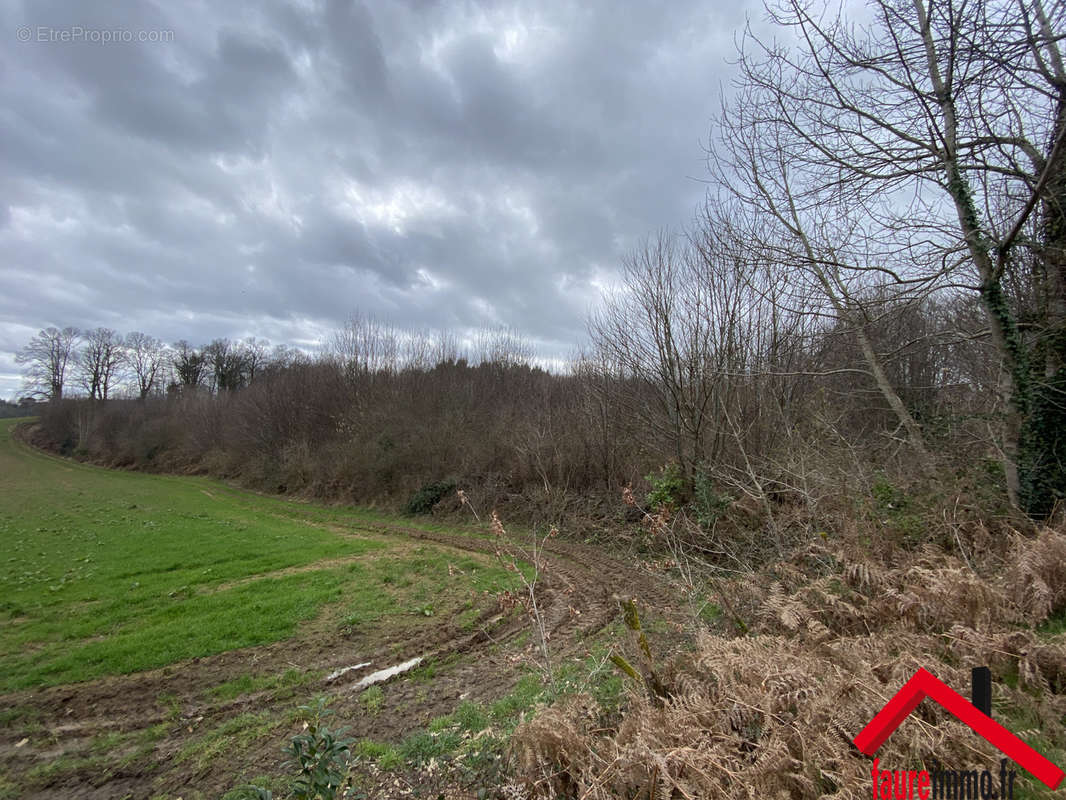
177;712;279;772
353;739;403;770
359;685;384;715
207;668;317;702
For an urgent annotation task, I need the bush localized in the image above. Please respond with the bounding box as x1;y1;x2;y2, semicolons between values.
644;463;684;511
404;480;456;515
692;469;732;529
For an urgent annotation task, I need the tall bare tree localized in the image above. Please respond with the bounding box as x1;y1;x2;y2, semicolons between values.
172;340;206;390
329;312;399;378
589;229;798;489
16;327;80;400
125;332;167;400
240;338;270;384
77;328;125;401
589;233;715;479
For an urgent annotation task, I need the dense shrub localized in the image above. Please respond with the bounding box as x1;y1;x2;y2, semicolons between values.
404;480;457;515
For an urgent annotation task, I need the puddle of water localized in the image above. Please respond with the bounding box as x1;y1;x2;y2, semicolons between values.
326;661;372;681
351;656;423;691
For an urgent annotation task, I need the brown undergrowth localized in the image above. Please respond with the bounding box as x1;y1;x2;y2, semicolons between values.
511;525;1066;798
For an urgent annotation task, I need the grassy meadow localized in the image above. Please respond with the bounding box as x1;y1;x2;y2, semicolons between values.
0;416;637;798
0;418;515;691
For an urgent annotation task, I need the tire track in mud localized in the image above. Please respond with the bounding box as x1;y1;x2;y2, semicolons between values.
360;521;682;647
0;516;681;799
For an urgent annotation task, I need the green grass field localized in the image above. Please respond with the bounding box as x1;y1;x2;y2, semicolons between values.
0;418;514;691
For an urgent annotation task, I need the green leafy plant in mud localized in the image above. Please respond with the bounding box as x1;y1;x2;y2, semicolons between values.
235;698;352;800
286;699;353;800
359;685;384;715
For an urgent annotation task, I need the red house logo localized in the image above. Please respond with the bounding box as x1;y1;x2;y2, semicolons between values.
853;668;1064;790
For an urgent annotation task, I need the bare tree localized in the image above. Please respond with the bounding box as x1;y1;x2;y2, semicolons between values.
204;339;250;393
719;0;1066;512
77;328;125;401
240;337;270;384
474;327;534;368
589;233;712;479
269;343;299;369
125;332;167;400
588;230;785;485
574;349;624;490
172;340;206;390
16;327;80;400
329;312;399;378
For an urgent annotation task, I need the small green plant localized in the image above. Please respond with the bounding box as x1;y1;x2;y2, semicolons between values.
871;474;925;544
359;685;384;715
698;601;722;625
404;480;456;515
285;698;353;800
229;787;274;800
207;668;312;702
399;729;463;765
871;474;908;512
645;463;685;511
453;701;489;733
692;470;731;529
353;738;403;770
407;659;437;682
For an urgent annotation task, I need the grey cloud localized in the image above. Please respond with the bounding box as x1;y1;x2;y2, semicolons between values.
0;0;758;398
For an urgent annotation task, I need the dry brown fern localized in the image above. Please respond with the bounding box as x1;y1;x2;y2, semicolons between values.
511;526;1066;799
1005;527;1066;624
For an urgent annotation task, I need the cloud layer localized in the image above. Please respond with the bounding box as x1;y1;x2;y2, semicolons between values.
0;0;753;397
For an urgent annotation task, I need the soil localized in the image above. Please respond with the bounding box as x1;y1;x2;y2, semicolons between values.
0;515;684;799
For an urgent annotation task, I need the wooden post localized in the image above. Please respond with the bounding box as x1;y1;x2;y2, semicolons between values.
972;666;992;717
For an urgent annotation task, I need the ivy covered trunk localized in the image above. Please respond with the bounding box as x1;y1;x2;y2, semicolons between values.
1021;95;1066;518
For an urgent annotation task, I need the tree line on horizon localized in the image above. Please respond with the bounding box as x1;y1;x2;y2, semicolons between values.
15;326;293;403
14;318;543;403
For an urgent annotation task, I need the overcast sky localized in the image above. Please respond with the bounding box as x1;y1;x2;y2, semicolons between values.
0;0;759;399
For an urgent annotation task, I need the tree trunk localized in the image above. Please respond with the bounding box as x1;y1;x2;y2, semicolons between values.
1024;91;1066;516
915;0;1028;506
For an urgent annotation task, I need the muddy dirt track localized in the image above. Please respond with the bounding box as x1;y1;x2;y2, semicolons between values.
0;513;683;799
